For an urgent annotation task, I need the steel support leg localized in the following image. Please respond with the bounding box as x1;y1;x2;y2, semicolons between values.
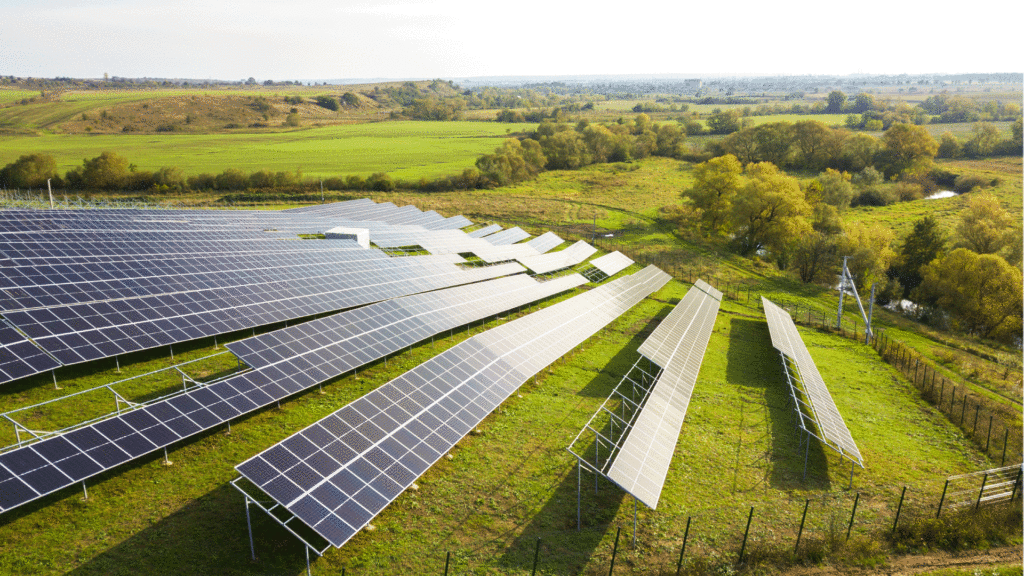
245;497;256;561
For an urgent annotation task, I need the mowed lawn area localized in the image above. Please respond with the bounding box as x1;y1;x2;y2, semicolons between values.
0;121;533;181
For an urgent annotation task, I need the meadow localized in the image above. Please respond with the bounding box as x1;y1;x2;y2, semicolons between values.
0;121;533;181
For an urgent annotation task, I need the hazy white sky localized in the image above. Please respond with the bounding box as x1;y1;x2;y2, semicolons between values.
1;0;1020;80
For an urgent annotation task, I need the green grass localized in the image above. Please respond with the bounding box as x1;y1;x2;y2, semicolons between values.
0;121;533;181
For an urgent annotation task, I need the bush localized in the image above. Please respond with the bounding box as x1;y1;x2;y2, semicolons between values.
187;173;216;190
894;182;924;202
851;166;883;187
851;187;893;207
284;112;300;127
315;95;339;111
365;172;395;191
953;173;989;193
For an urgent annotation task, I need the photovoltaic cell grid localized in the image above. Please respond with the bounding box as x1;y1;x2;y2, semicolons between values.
524;232;564;254
3;258;523;369
761;297;863;466
0;324;60;383
589;252;634;278
227;273;589;373
0;272;582;514
471;244;542;264
235;265;671;548
481;227;529;246
516;241;597;275
606;281;721;508
466;224;501;239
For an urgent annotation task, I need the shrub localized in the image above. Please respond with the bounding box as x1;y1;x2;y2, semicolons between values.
894;182;924;202
953;173;988;193
187;173;217;189
365;172;395;191
851;187;892;207
852;166;884;187
315;95;339;111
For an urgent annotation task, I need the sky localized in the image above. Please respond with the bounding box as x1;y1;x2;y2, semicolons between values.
1;0;1021;81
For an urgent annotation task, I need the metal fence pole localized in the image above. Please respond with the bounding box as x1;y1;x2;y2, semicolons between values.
937;479;949;518
892;487;907;534
738;507;754;563
531;537;541;576
608;527;621;576
675;517;691;576
795;499;810;554
976;474;988;510
846;492;859;541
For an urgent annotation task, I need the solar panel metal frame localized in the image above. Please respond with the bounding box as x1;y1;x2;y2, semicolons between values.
761;297;863;467
233;265;671;549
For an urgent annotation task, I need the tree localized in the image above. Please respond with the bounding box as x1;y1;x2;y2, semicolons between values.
877;123;938;178
80;151;131;190
792;231;840;283
730;162;811;257
0;153;58;188
841;223;895;287
918;249;1023;342
936;131;962;158
840;133;880;172
817;168;854;211
954;192;1017;255
850;93;875;114
706;109;741;134
889;216;945;299
790;120;832;169
475;138;546;186
684;154;743;234
825;90;846;114
751;122;793;166
963;122;1000;157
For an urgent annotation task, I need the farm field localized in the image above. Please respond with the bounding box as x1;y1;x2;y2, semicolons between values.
0;121;533;181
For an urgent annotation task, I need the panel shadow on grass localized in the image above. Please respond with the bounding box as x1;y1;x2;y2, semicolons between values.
725;318;830;491
65;483;311;576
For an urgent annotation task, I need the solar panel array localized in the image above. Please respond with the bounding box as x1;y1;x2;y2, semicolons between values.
606;280;721;508
235;265;670;548
0;272;586;514
481;226;530;246
589;251;634;278
517;241;597;275
467;224;501;239
761;297;863;465
524;232;564;254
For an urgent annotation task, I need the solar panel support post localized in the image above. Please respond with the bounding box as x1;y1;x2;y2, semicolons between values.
849;459;855;489
305;545;311;576
81;480;88;500
115;355;120;373
836;257;848;330
632;497;637;549
245;496;256;561
52;369;60;390
577;460;581;531
803;430;810;480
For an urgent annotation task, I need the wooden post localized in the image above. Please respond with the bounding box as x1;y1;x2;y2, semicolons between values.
795;499;810;554
937;479;949;517
892;486;907;534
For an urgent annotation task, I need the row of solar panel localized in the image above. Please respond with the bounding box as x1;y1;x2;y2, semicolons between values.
0;271;586;514
517;240;598;275
607;281;722;509
761;298;863;464
236;265;671;548
5;260;523;369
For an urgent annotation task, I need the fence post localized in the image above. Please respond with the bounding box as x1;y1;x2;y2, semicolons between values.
846;492;859;540
937;479;949;517
976;474;988;510
1001;429;1009;466
444;551;451;576
960;394;967;426
1011;468;1022;501
675;516;691;576
972;404;980;436
984;416;993;452
531;537;541;576
608;527;621;576
795;499;810;554
738;507;754;564
892;486;907;534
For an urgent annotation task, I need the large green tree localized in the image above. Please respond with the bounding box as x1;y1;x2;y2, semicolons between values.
825;90;846;114
889;216;945;299
877;123;938;177
954;192;1018;257
684;154;743;234
0;153;58;188
730;162;811;257
918;249;1023;342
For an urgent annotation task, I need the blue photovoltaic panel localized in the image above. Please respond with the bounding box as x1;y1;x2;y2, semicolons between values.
235;265;670;548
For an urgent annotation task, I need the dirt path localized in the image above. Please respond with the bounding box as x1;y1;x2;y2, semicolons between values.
786;546;1022;576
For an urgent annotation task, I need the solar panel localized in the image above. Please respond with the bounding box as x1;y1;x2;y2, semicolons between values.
0;324;60;383
761;297;863;465
524;232;564;254
235;265;670;548
0;273;587;515
467;224;501;239
589;251;634;277
516;241;597;275
606;282;721;508
481;227;529;246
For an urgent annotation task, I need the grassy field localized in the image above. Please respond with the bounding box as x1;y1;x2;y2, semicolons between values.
0;265;1000;575
0;121;533;180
